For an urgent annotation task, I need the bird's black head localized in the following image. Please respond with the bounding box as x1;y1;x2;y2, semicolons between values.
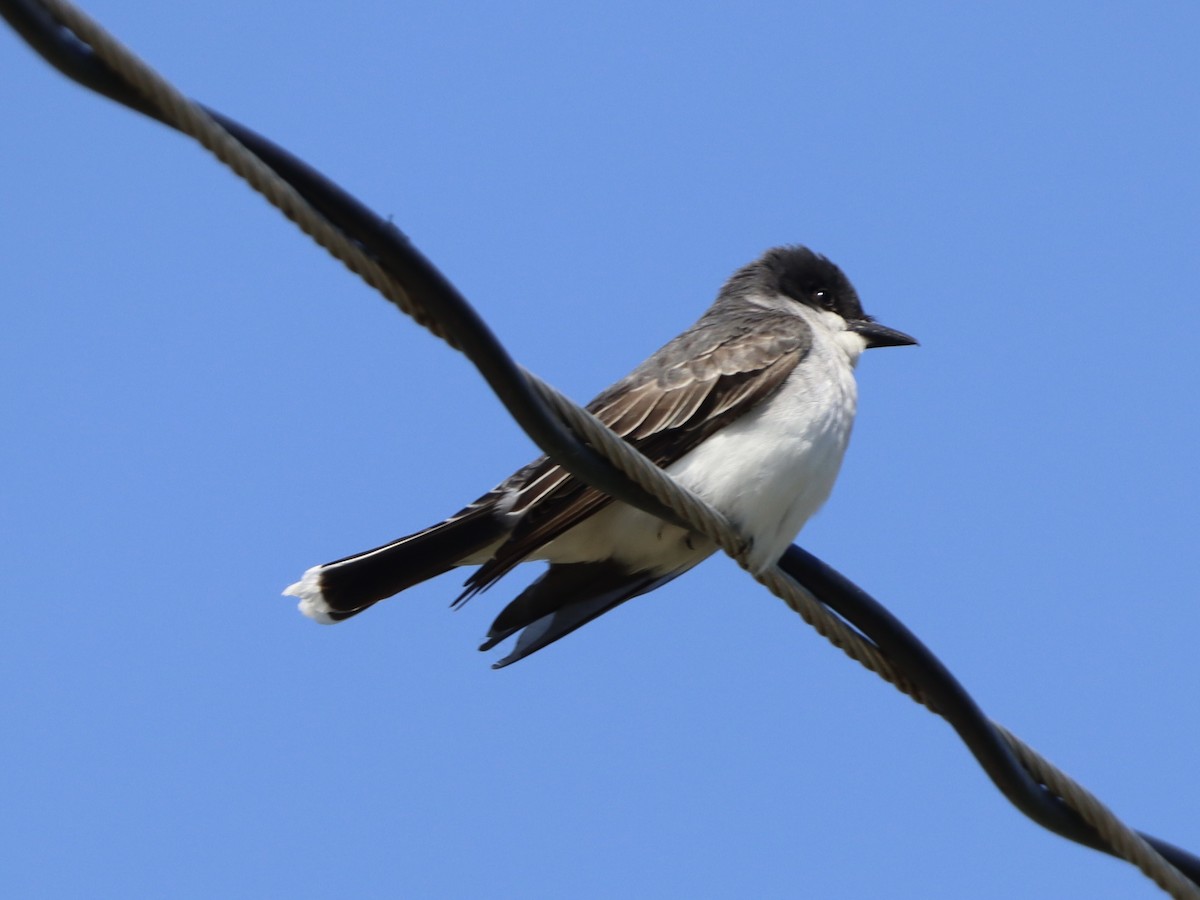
767;245;865;320
728;245;917;349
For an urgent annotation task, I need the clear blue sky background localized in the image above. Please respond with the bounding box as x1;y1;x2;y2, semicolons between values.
2;2;1198;898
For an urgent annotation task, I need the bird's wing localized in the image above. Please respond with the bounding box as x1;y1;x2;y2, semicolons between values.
480;563;684;668
458;309;811;598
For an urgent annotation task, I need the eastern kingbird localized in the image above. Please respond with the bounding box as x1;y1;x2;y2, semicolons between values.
286;245;915;667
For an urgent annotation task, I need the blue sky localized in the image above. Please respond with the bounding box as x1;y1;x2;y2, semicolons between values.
2;2;1198;897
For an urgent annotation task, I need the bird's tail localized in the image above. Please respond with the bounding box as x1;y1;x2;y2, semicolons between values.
285;505;506;624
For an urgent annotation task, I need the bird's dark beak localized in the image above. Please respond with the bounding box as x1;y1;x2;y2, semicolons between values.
850;320;918;349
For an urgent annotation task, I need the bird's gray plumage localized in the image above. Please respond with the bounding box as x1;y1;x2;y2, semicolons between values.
459;304;813;598
285;245;915;667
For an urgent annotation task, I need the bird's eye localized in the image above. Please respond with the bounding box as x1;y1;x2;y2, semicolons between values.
813;290;836;311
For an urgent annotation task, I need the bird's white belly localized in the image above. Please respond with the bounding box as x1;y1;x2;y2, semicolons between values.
540;339;859;574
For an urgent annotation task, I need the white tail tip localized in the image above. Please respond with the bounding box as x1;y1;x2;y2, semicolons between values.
284;566;337;625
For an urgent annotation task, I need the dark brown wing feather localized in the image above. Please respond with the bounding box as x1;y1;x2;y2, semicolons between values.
458;308;811;598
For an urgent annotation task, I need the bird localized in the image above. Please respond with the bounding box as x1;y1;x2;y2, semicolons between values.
285;245;916;668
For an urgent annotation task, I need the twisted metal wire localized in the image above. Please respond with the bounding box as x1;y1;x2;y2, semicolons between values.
4;1;1197;896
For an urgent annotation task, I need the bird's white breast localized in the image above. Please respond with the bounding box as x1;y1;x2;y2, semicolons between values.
667;315;860;570
540;306;863;575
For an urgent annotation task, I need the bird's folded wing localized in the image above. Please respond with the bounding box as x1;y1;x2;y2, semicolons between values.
459;310;811;596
